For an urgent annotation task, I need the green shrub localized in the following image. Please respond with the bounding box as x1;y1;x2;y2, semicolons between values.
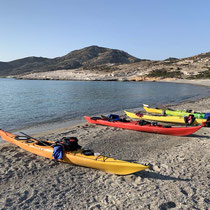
147;69;183;78
188;69;210;79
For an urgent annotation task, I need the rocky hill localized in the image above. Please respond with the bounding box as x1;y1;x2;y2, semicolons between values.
0;46;141;76
1;46;210;80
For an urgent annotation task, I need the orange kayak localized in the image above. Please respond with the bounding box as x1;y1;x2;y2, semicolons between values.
0;129;148;175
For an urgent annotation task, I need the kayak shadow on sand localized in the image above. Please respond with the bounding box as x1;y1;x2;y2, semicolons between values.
185;133;210;139
122;161;191;181
134;170;191;182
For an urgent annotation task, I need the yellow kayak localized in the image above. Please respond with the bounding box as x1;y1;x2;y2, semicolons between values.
124;111;206;125
143;105;163;114
0;129;148;175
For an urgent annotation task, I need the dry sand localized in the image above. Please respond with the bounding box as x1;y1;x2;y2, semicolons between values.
159;78;210;87
0;83;210;209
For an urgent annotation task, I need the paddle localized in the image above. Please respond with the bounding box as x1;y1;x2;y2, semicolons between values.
20;132;51;146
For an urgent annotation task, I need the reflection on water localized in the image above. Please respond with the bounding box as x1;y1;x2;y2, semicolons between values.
0;78;210;131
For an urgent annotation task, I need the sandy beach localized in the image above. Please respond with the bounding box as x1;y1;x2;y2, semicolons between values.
0;81;210;209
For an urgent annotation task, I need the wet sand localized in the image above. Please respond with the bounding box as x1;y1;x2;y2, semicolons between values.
0;84;210;209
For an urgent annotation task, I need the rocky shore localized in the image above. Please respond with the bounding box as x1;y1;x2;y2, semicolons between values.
13;68;210;85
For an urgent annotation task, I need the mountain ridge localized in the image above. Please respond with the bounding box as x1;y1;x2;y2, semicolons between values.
0;45;141;76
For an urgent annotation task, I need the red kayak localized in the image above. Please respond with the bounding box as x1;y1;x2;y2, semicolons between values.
84;116;202;136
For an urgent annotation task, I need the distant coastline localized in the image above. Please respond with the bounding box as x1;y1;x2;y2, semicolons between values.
6;71;210;89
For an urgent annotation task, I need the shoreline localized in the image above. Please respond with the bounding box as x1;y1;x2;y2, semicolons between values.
4;74;210;87
34;93;210;138
1;78;210;142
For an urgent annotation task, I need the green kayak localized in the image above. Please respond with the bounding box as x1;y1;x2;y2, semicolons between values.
143;104;210;119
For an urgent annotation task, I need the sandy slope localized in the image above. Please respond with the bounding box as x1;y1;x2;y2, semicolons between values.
159;79;210;87
0;95;210;209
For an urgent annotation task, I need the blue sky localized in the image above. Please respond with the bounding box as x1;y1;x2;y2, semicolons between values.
0;0;210;61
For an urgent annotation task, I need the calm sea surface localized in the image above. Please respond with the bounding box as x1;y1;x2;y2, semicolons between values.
1;78;210;137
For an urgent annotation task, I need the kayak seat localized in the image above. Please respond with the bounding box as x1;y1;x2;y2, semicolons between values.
82;149;94;156
15;136;31;140
163;125;172;128
138;120;151;126
118;118;130;122
36;141;53;146
90;117;102;120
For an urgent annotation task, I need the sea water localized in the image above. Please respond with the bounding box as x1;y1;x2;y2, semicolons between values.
0;78;210;139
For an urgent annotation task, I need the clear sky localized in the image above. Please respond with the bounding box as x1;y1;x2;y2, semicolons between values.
0;0;210;61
